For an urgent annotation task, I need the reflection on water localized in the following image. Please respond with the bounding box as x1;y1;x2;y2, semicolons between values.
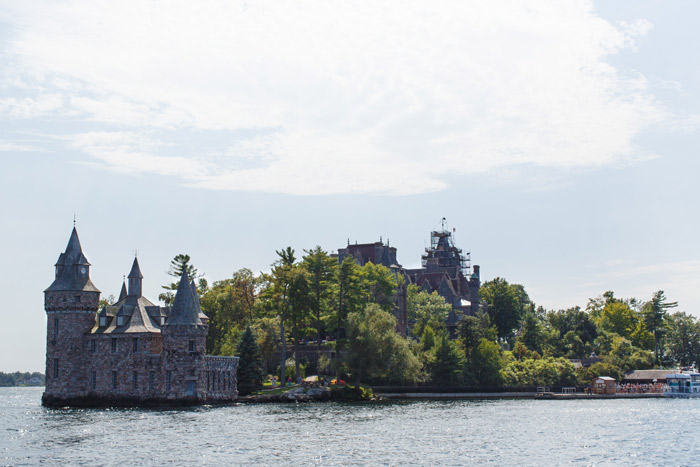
2;387;700;465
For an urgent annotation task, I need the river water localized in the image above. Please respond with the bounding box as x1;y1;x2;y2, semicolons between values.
2;387;700;466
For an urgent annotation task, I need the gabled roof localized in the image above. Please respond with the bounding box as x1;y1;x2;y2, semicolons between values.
92;294;163;334
166;270;203;326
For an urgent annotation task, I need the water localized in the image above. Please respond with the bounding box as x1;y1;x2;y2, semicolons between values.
2;387;700;466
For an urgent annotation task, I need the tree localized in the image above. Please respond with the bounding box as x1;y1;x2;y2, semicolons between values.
428;332;463;385
480;278;531;343
642;290;678;365
516;311;546;354
265;247;297;385
333;256;365;378
597;301;637;339
465;339;503;387
236;326;266;396
361;262;399;312
302;246;338;358
346;303;421;385
501;357;576;387
665;312;700;367
160;254;206;305
459;312;497;363
407;285;452;337
545;307;597;355
287;266;312;380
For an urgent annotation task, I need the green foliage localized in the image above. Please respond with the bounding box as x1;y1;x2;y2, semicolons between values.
459;312;497;362
597;301;637;338
545;307;597;356
301;246;337;349
665;312;700;367
407;285;452;337
236;326;266;396
346;303;422;385
602;336;653;375
516;311;546;354
428;332;463;385
464;338;503;387
480;278;531;342
421;325;436;351
578;362;622;384
361;262;399;313
642;290;678;364
329;384;374;401
501;357;577;387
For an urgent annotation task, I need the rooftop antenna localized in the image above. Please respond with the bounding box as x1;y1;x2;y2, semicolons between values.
73;212;76;227
441;217;447;232
380;235;382;243
133;249;138;258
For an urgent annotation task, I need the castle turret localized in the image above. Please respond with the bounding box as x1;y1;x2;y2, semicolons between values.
127;257;143;298
43;227;101;406
162;270;207;400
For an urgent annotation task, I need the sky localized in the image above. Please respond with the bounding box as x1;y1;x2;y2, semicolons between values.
1;0;698;372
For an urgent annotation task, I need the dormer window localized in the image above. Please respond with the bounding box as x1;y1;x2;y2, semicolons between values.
117;316;125;326
99;316;107;327
160;316;166;326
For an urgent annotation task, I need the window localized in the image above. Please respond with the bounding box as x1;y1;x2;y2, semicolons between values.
53;359;59;378
117;316;124;326
74;295;81;303
91;370;96;390
189;340;196;353
54;318;59;339
90;340;96;354
132;338;138;353
99;316;107;327
160;316;166;326
207;371;210;391
149;371;155;391
166;371;172;392
111;338;117;353
112;370;117;390
132;371;138;390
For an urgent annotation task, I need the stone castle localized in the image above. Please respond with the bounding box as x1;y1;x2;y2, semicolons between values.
42;227;238;407
337;223;481;336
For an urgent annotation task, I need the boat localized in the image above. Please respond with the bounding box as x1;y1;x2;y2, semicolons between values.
664;372;700;397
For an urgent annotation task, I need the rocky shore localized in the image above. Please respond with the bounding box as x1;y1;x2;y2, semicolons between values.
239;387;332;403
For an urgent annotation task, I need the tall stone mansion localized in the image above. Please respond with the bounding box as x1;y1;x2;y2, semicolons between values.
42;227;238;407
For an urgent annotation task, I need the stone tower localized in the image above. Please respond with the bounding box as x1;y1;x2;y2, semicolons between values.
43;227;100;405
161;270;208;400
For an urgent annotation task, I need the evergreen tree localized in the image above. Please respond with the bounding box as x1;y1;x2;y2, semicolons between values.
429;332;463;385
236;326;266;396
159;254;207;305
643;290;677;365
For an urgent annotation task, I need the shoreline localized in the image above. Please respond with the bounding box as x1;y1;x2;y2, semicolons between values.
377;392;664;400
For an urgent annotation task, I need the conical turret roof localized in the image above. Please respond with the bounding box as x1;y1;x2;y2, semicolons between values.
45;227;100;293
118;280;128;302
166;270;202;325
128;257;143;278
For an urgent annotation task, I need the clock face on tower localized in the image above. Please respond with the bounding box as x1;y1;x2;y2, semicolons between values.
80;267;87;275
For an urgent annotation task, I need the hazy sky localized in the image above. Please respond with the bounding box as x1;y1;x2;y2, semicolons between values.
1;0;698;372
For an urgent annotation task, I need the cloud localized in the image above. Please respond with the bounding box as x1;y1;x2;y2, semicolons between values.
0;0;666;195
